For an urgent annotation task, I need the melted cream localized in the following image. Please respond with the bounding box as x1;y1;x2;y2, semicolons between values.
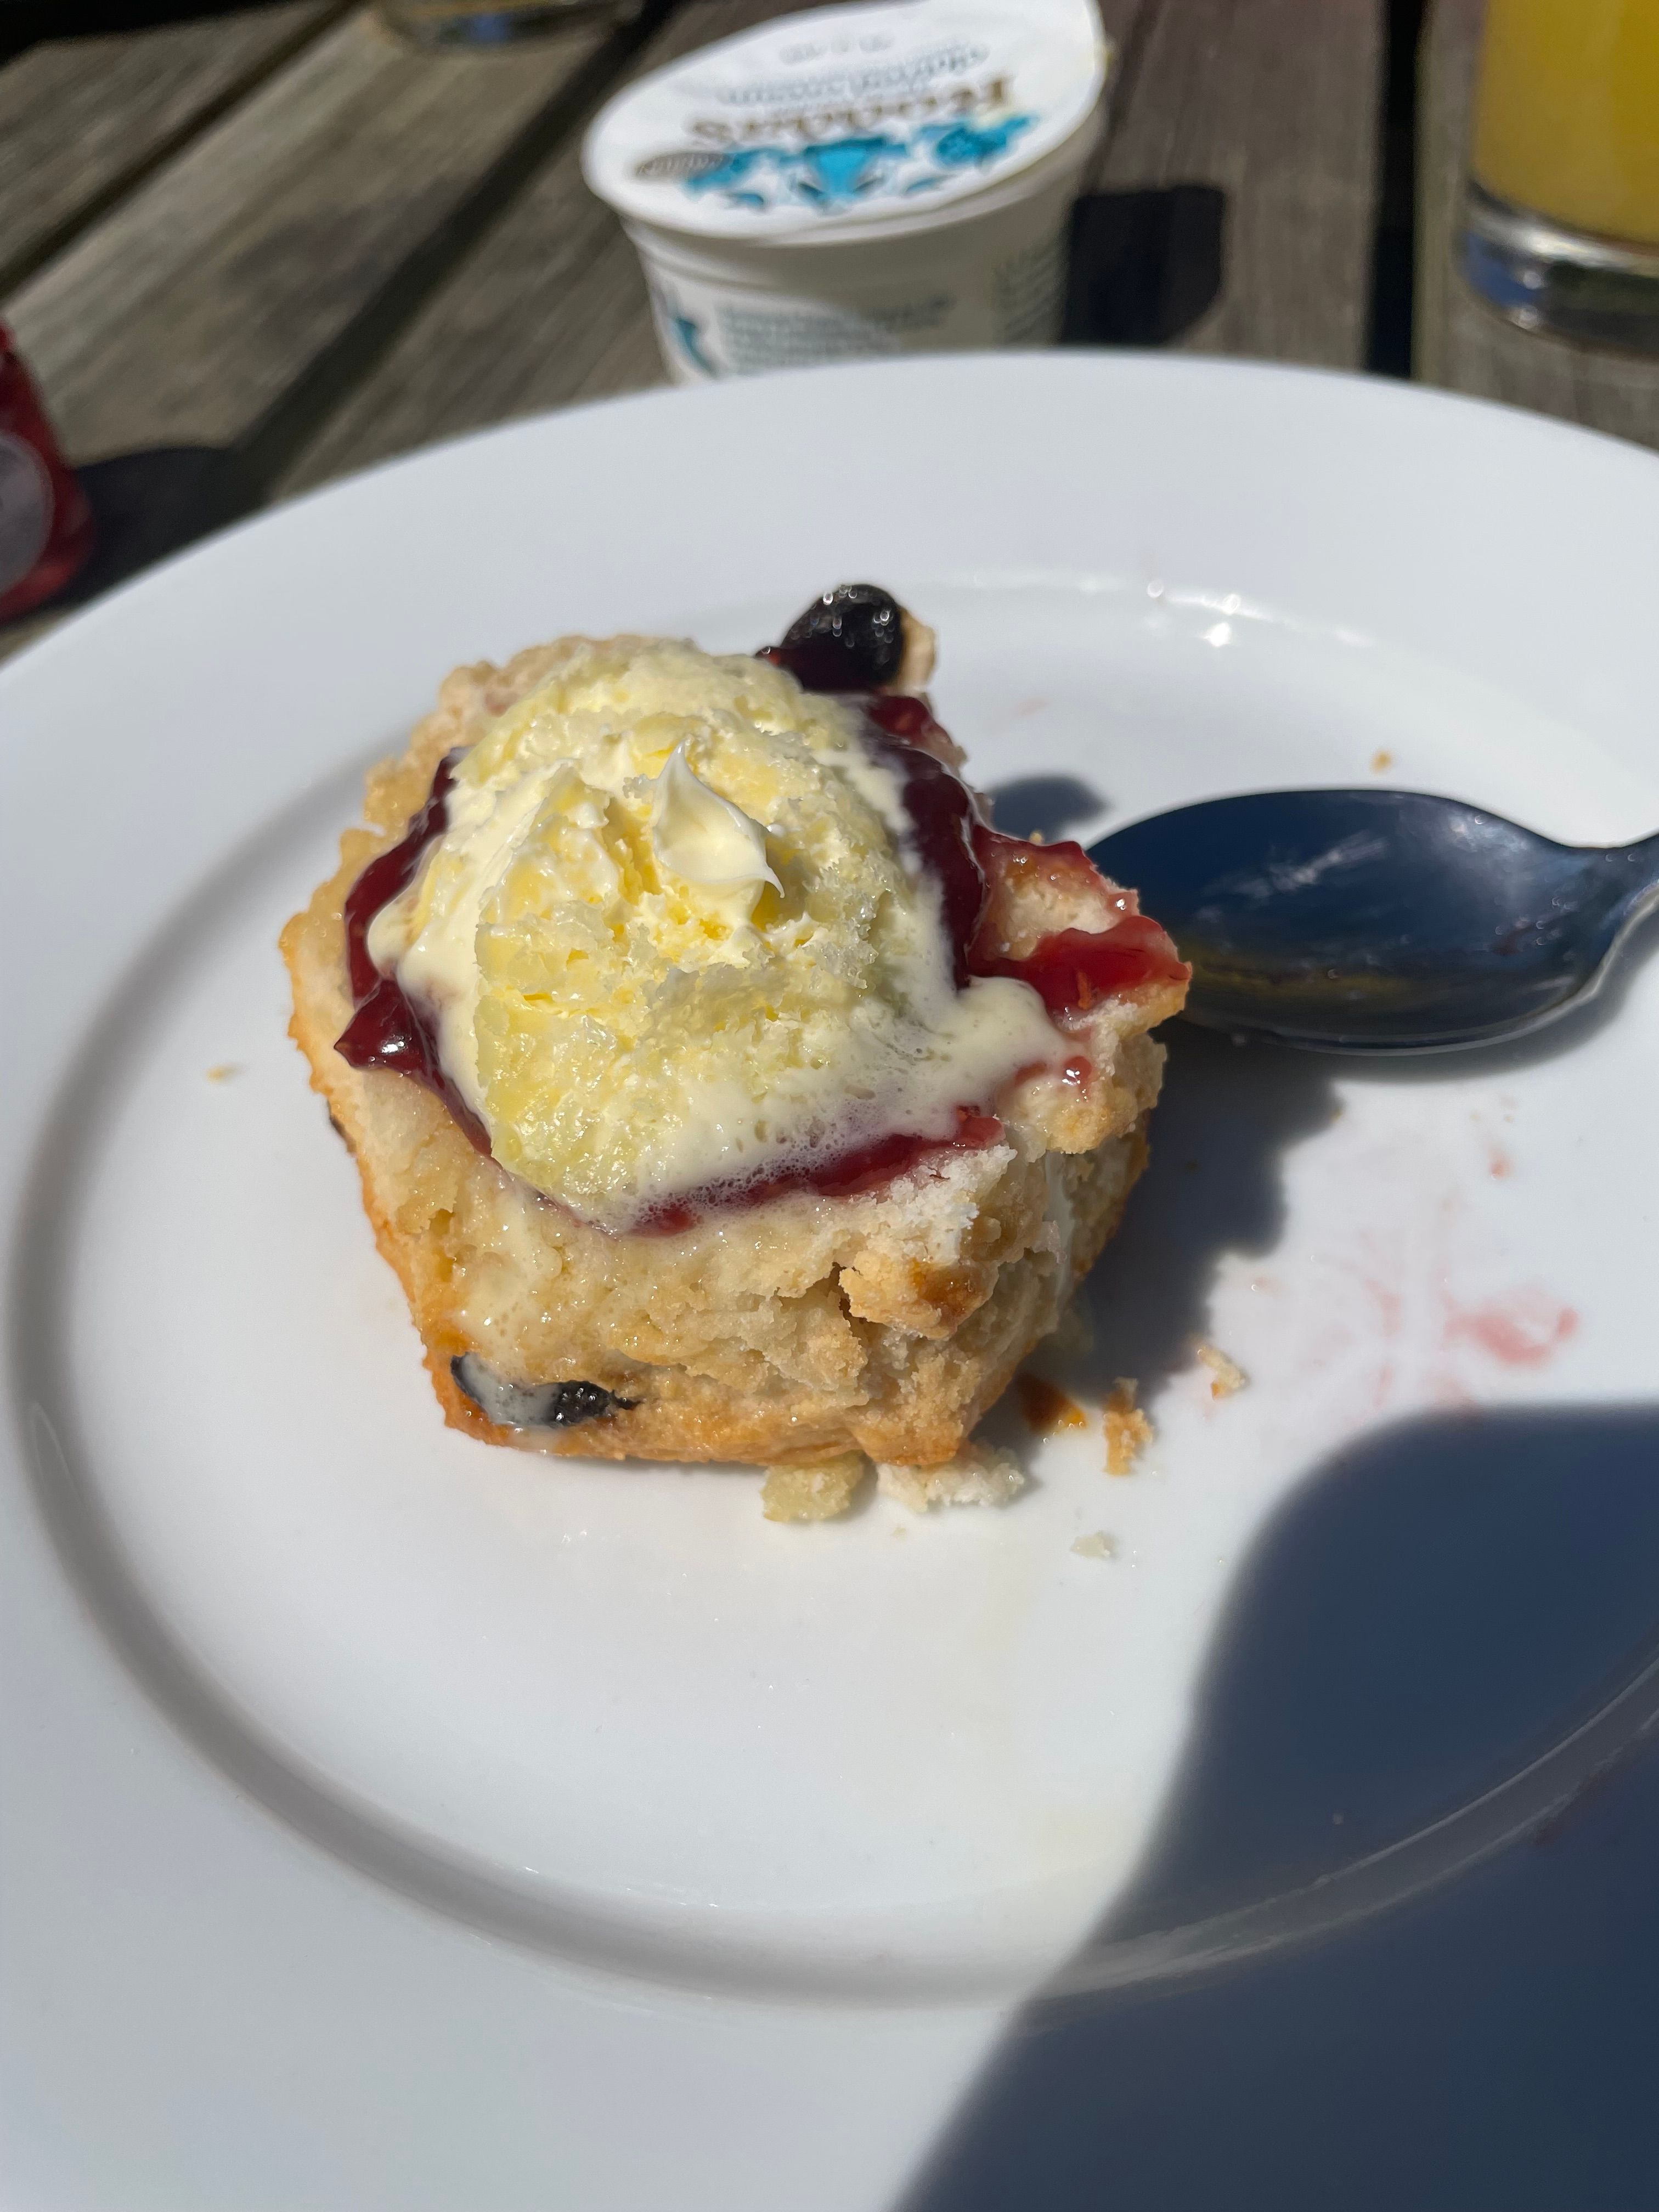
648;742;781;924
364;636;1064;1232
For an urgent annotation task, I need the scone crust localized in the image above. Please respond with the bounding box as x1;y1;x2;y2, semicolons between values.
281;642;1186;1466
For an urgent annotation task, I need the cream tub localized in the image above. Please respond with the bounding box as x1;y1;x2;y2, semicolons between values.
583;0;1110;382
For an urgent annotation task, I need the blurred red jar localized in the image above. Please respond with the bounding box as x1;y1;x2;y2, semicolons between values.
0;324;94;623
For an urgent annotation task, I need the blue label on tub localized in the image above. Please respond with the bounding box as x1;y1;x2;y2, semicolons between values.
681;115;1037;215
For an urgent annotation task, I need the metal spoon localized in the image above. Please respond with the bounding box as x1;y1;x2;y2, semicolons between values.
1086;789;1659;1052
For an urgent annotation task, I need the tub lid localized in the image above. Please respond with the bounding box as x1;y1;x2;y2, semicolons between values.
583;0;1108;242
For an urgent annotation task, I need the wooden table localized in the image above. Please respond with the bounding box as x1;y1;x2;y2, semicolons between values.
1;0;1655;663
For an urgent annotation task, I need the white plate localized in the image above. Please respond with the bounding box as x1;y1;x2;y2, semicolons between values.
5;354;1659;2207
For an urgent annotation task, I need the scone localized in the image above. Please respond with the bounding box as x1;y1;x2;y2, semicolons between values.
281;586;1189;1506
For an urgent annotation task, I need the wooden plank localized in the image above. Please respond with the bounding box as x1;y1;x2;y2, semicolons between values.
278;0;1152;496
278;0;800;495
2;4;623;476
0;3;345;300
1415;0;1659;453
285;0;1384;504
1092;0;1386;370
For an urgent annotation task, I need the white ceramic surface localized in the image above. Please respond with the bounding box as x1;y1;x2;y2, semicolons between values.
4;354;1658;2207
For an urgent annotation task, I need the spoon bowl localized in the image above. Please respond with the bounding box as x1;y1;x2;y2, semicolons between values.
1087;789;1659;1052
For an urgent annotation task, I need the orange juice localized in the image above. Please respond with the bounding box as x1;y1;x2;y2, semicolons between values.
1471;0;1659;247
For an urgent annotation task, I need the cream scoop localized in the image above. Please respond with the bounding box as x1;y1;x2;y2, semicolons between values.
362;634;1066;1232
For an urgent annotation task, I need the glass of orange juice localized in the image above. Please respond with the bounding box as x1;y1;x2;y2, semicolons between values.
1462;0;1659;351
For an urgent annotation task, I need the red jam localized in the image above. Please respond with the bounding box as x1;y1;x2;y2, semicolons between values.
861;695;984;985
858;692;1188;1009
975;912;1188;1013
635;1108;1005;1235
336;752;489;1152
334;644;1188;1232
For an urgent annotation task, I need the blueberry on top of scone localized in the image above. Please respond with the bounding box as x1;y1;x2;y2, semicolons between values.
281;589;1188;1496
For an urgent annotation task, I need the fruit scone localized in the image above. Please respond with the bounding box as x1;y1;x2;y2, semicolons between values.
283;585;1189;1516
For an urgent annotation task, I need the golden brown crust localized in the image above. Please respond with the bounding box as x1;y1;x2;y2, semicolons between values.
281;643;1185;1469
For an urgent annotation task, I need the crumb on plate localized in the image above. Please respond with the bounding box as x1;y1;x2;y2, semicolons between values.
1195;1342;1249;1398
1104;1379;1152;1475
1071;1531;1117;1560
876;1440;1025;1513
760;1453;868;1523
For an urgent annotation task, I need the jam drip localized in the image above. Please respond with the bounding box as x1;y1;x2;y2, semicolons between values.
335;752;489;1151
967;828;1189;1008
635;1108;1004;1236
973;909;1189;1014
857;692;1188;1011
862;695;983;986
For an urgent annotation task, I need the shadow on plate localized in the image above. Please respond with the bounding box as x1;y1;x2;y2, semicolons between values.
984;775;1109;843
1011;1026;1341;1417
900;1399;1659;2211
